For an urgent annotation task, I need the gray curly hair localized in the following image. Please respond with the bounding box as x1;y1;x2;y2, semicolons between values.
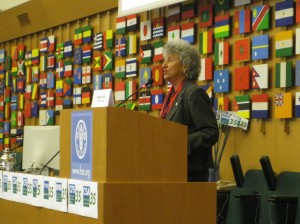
162;39;201;80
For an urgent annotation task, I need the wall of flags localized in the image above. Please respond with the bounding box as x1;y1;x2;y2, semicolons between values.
0;0;300;178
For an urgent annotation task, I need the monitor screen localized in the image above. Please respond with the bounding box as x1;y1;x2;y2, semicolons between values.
22;126;60;170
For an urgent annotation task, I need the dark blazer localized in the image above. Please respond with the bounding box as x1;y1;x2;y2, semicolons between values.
164;80;219;177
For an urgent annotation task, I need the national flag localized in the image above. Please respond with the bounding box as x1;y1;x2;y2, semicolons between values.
5;71;11;86
73;87;82;105
234;66;250;91
40;55;47;72
199;30;213;54
252;64;268;89
296;60;300;86
152;17;164;38
93;74;102;90
234;0;250;6
153;41;163;62
275;30;293;58
40;37;48;53
102;73;113;89
213;97;229;112
214;41;229;66
11;95;18;111
0;65;4;79
234;38;250;62
31;83;38;100
152;65;163;86
252;94;268;119
11;61;18;76
4;56;11;70
56;61;64;78
213;69;230;93
55;80;64;97
215;0;231;12
16;77;24;93
74;28;83;45
48;35;55;52
46;90;54;107
275;0;294;28
199;84;213;101
275;61;292;88
252;34;269;60
39;110;54;125
25;84;31;100
297;0;300;23
125;80;137;100
140;20;152;41
126;58;137;77
167;4;181;23
18;44;25;59
74;67;82;85
296;28;300;55
47;72;55;89
74;47;82;65
126;14;138;32
116;17;126;34
39;72;47;89
64;60;73;77
47;54;55;70
181;1;195;19
103;30;113;49
94;32;103;50
83;25;92;44
17;111;24;127
168;25;180;40
115;81;126;101
0;80;4;94
82;66;91;84
199;4;213;28
0;49;4;63
199;57;213;81
103;51;113;70
55;98;63;112
81;86;90;104
233;95;250;118
139;91;151;111
63;98;72;108
140;67;151;87
24;102;31;117
82;45;92;63
63;79;72;96
55;42;64;59
252;4;270;31
0;96;3;111
17;61;25;76
4;87;10;102
11;77;17;93
139;44;152;64
274;92;292;118
234;8;251;34
31;101;39;117
4;102;10;119
127;34;137;55
115;59;126;78
181;22;195;43
93;53;102;71
31;66;39;82
214;14;230;39
151;89;164;110
11;45;18;60
64;40;73;58
296;92;300;118
115;37;126;57
40;92;47;107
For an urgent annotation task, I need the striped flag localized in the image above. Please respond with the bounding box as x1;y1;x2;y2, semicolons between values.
199;4;213;28
103;29;113;49
252;64;268;89
199;57;213;81
126;58;137;77
140;20;152;41
151;89;164;110
116;17;126;34
115;59;126;79
152;17;164;38
252;34;269;60
40;55;46;72
83;25;92;44
40;92;47;107
81;86;90;104
199;30;213;54
47;54;55;70
94;32;103;50
139;91;151;111
234;8;251;34
64;40;73;57
214;14;230;39
63;98;72;109
126;14;138;32
48;35;55;52
181;22;195;43
115;81;125;101
275;30;293;58
234;38;250;62
115;37;126;57
213;97;229;112
31;66;39;82
275;0;294;28
125;80;137;100
152;65;163;86
252;4;270;31
214;41;229;66
40;37;48;53
167;4;181;23
275;92;292;118
234;66;250;91
39;72;47;89
56;80;64;97
139;44;152;64
82;45;91;63
64;60;73;77
168;25;180;40
74;28;82;45
153;41;163;62
296;28;300;55
233;95;250;118
93;74;102;90
181;1;195;20
127;34;137;55
55;98;63;112
275;61;292;88
252;94;268;119
31;49;39;64
295;92;300;117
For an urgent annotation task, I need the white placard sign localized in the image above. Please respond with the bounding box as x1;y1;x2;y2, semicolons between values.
2;171;12;200
68;179;98;219
11;172;22;203
91;89;114;108
42;176;68;212
25;174;43;207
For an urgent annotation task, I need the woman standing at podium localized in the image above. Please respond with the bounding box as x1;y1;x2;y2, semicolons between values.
160;39;219;182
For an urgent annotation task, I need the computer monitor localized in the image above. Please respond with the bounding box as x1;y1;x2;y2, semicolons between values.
22;126;60;170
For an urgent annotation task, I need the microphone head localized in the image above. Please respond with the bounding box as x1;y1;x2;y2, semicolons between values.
146;78;154;86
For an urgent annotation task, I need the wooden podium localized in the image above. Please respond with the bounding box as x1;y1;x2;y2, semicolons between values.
0;107;216;224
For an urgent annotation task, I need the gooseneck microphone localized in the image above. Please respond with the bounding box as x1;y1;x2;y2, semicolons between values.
117;78;154;107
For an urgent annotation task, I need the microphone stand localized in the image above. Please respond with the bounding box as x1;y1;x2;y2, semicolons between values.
39;150;60;175
117;84;148;107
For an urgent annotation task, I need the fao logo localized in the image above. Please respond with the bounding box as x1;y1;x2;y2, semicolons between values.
75;120;88;159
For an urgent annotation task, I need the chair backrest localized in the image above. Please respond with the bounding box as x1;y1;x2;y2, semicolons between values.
260;155;277;191
230;154;244;188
